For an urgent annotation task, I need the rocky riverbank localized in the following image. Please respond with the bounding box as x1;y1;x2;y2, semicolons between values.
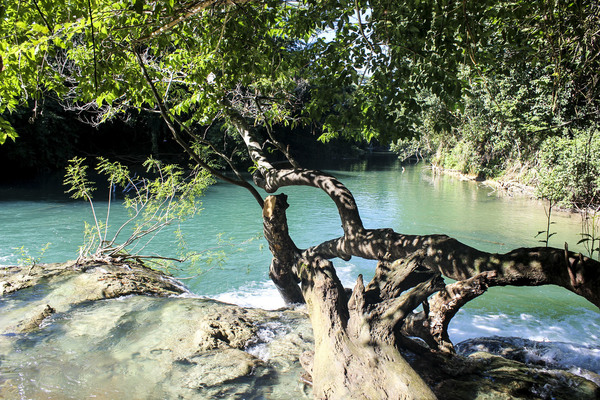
0;261;313;399
430;164;537;199
1;262;598;399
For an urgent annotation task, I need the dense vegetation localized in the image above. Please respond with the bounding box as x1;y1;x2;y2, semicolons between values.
2;1;598;208
2;1;600;398
389;2;600;209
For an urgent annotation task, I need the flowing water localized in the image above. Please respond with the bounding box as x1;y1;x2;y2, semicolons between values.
1;159;599;396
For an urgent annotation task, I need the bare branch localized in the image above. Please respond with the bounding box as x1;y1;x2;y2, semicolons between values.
133;47;265;207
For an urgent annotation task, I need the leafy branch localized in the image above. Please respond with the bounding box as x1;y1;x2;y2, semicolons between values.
535;200;557;248
577;204;600;260
13;242;52;274
64;156;214;264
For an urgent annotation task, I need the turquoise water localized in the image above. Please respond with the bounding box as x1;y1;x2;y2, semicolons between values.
1;160;599;346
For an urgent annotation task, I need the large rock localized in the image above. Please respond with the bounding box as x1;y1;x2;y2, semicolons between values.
456;336;600;386
0;262;313;399
433;351;599;400
0;261;187;298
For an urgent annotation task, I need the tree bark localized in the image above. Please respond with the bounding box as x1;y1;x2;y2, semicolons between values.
312;231;600;309
264;194;439;399
234;111;600;397
402;270;498;352
262;194;304;304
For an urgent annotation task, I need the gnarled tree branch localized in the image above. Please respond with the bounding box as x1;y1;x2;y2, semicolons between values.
311;230;600;308
229;111;365;238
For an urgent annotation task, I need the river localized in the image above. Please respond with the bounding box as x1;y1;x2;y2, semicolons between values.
1;159;598;347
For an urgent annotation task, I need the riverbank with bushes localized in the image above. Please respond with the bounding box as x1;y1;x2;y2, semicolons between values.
393;129;600;260
394;131;599;210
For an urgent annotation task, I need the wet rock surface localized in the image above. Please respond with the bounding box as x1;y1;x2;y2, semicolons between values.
1;262;598;399
432;351;599;400
0;261;187;298
457;336;600;384
0;262;313;399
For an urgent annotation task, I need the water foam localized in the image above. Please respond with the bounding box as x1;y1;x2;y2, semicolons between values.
0;253;15;267
208;262;367;310
245;321;290;361
456;336;600;379
212;280;286;310
450;308;600;347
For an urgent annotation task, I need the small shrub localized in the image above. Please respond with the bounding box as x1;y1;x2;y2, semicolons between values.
64;157;214;264
535;130;600;208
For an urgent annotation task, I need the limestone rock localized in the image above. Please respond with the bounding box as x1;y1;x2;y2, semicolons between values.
435;352;599;400
176;348;261;388
2;262;597;399
194;308;257;351
15;304;55;333
0;262;313;399
456;336;600;384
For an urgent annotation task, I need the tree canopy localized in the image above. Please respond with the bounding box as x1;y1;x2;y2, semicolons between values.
2;0;598;147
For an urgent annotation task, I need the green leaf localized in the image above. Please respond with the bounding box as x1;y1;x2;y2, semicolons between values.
0;117;19;145
31;23;50;35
